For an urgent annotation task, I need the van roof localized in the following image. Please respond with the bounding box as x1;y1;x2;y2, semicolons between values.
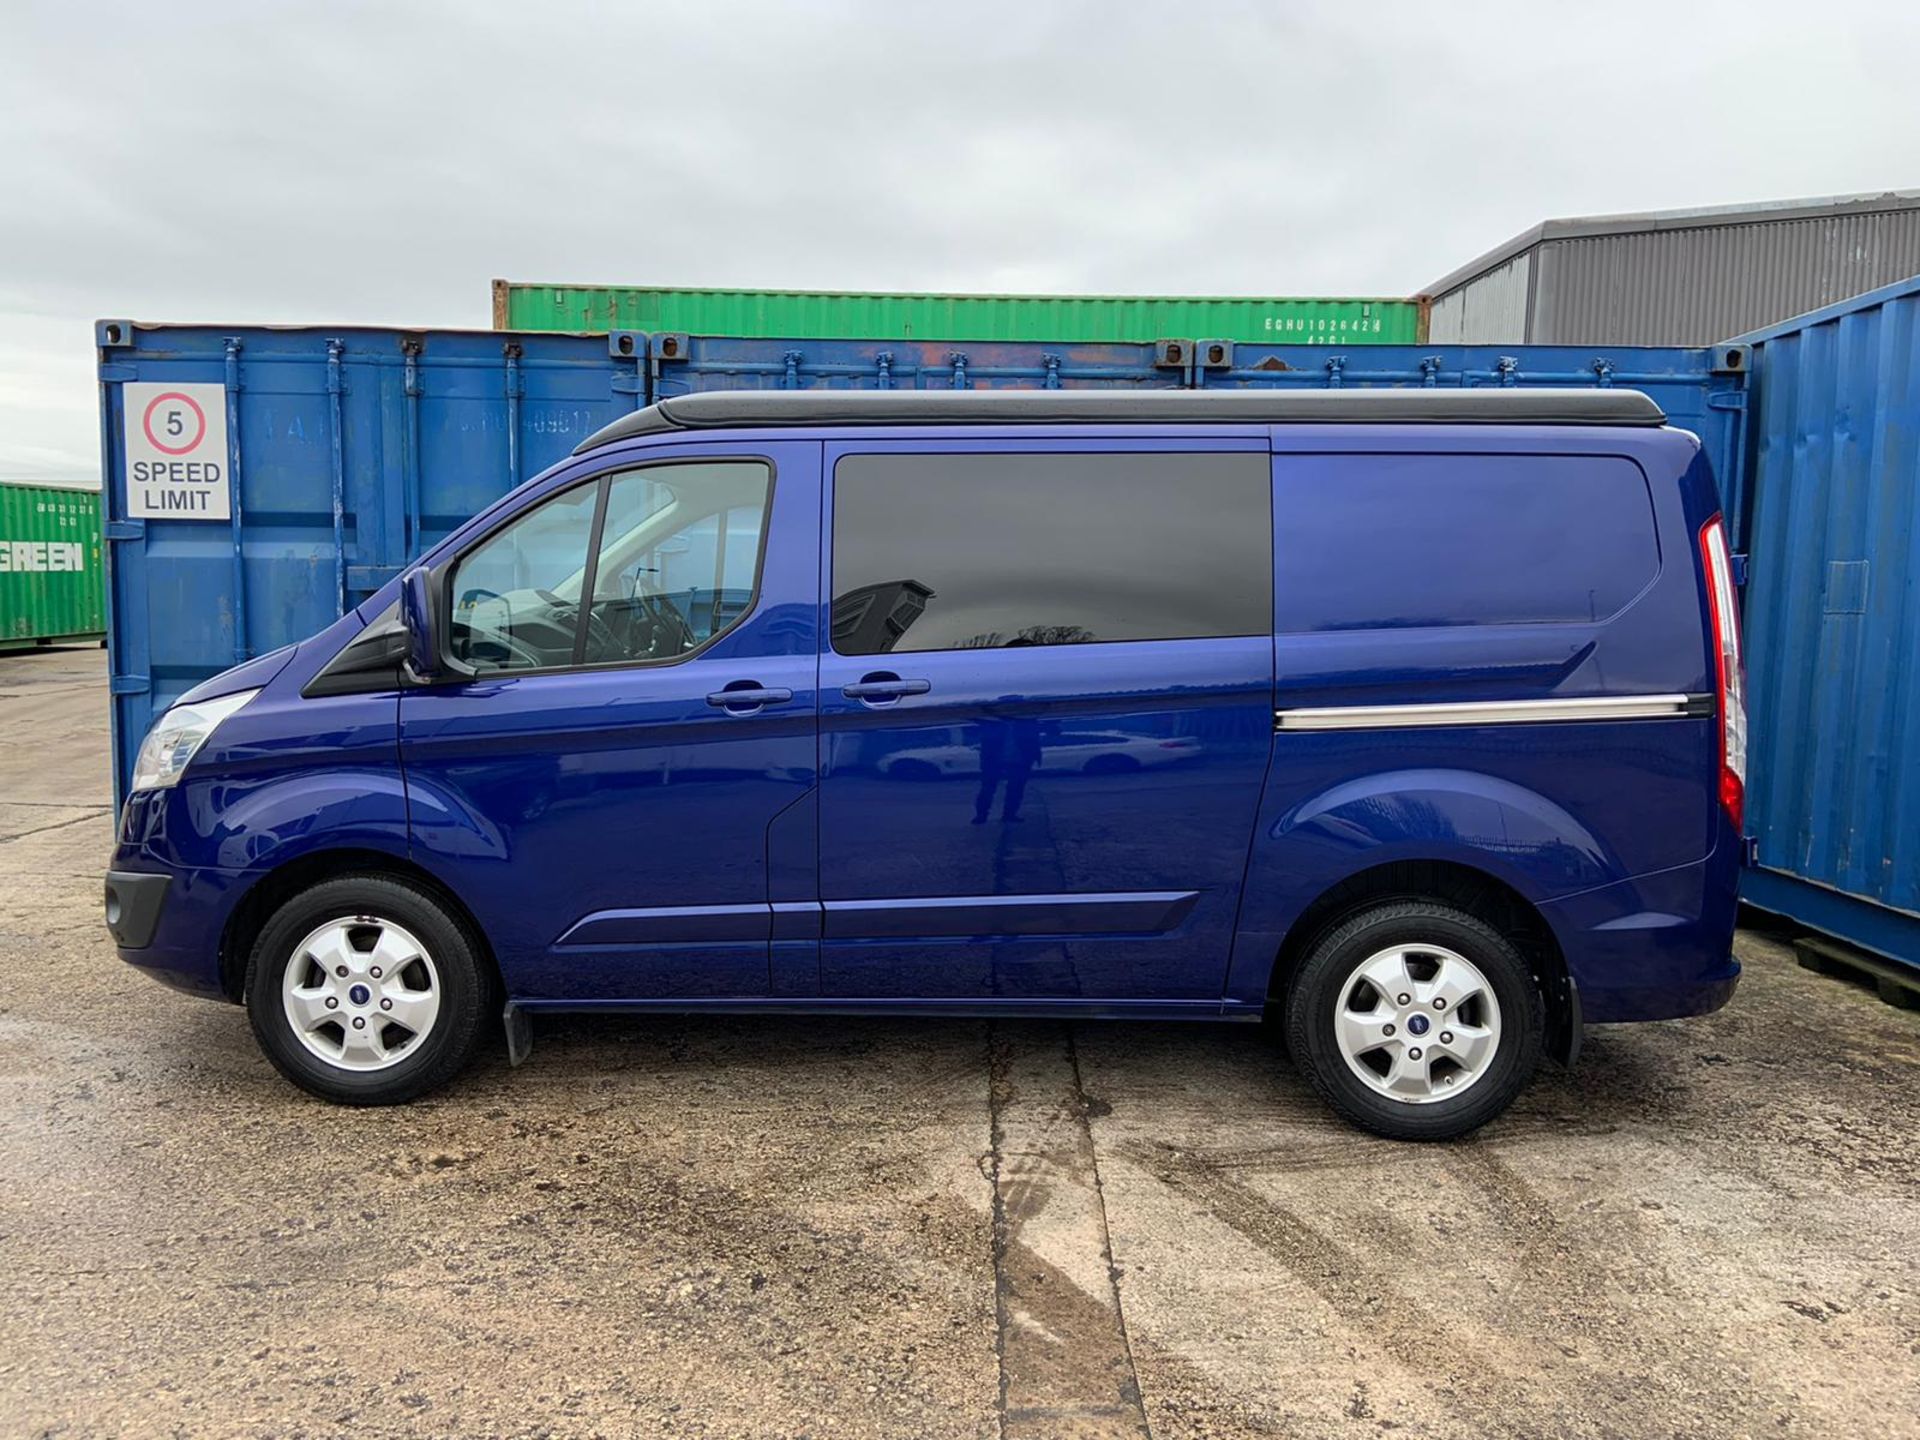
574;387;1666;454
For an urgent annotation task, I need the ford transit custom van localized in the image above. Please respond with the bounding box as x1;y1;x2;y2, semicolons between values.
104;389;1745;1139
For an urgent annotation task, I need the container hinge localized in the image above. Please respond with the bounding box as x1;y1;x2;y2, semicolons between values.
609;373;644;395
1325;355;1346;388
783;350;803;389
109;673;150;697
1495;356;1520;385
103;520;145;542
1707;390;1748;412
1591;357;1615;387
875;351;895;390
1419;356;1443;387
98;362;138;383
949;352;970;390
1731;552;1750;587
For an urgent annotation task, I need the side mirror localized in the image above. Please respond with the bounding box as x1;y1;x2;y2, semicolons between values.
400;567;442;682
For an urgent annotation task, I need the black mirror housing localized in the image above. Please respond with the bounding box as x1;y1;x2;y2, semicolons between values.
400;567;442;682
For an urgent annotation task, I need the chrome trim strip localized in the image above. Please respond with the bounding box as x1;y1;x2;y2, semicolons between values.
1275;694;1700;731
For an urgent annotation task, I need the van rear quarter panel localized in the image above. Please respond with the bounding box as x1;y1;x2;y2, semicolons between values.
1229;425;1725;1005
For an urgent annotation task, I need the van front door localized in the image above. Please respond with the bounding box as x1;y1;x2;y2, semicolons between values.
815;440;1275;1002
400;442;820;1001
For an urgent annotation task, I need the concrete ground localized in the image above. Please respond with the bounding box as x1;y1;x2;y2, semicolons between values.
1;645;1916;1440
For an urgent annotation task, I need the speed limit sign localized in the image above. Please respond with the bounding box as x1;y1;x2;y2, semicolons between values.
123;382;231;520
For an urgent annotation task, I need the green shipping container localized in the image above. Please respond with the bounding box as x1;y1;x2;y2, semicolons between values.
493;280;1424;346
0;482;106;652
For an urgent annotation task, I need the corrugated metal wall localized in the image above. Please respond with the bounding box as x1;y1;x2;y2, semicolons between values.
99;324;1746;797
1430;202;1920;346
1738;274;1920;965
94;323;654;789
1426;252;1531;344
1532;210;1920;344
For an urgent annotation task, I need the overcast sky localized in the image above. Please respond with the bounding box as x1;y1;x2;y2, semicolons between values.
3;0;1916;485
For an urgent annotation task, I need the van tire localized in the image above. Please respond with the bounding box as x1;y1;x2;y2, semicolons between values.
244;875;490;1106
1284;900;1543;1141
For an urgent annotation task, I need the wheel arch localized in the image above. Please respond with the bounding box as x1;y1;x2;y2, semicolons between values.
218;847;501;1005
1262;857;1579;1066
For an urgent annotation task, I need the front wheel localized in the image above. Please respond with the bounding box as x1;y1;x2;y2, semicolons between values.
245;875;491;1105
1284;900;1544;1140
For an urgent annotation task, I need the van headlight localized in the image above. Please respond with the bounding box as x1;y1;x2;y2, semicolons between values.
130;690;260;792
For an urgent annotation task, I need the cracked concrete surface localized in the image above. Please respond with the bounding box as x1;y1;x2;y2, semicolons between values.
0;647;1916;1439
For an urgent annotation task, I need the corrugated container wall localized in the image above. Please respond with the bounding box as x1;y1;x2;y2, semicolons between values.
1427;193;1920;346
97;321;1746;799
0;482;105;650
94;323;650;781
492;281;1424;346
1736;274;1920;969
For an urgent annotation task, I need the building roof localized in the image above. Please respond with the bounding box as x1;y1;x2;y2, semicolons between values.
1423;189;1920;299
575;387;1665;452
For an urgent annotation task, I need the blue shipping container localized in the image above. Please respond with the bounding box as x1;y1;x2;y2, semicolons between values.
95;322;1750;803
1734;275;1920;970
96;322;654;801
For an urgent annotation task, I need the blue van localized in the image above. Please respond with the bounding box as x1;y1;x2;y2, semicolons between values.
103;390;1746;1139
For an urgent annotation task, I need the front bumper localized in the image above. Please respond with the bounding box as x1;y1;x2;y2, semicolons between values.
103;862;247;1002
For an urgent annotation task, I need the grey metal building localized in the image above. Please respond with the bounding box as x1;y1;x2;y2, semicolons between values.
1423;190;1920;345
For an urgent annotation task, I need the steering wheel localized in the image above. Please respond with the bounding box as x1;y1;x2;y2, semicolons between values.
629;588;697;656
536;588;623;660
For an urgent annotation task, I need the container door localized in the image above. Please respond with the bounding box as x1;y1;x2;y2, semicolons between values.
815;440;1275;1001
400;442;820;1001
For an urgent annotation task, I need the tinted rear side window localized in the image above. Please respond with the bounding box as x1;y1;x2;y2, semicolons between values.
832;452;1272;654
1276;454;1660;631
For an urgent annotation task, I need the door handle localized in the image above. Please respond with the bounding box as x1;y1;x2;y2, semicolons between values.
706;684;794;712
842;674;932;704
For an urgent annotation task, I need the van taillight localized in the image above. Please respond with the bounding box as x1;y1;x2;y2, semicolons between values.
1700;515;1746;832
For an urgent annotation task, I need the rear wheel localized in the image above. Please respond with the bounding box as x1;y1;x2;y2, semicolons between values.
1284;900;1543;1140
244;875;490;1105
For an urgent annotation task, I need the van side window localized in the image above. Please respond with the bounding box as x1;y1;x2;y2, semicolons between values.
581;461;772;664
1275;454;1660;631
446;460;772;674
831;452;1271;655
